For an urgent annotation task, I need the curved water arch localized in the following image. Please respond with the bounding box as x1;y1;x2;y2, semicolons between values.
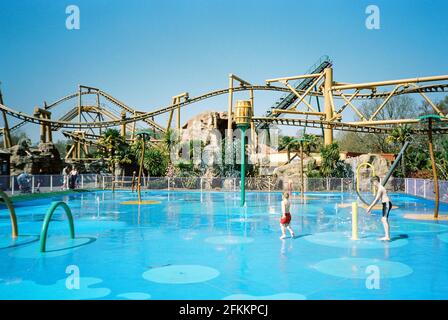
0;189;18;238
40;201;75;252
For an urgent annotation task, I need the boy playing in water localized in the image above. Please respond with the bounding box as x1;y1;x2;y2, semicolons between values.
366;176;393;241
280;192;295;239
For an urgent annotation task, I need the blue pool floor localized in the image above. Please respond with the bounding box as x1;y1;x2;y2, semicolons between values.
0;191;448;300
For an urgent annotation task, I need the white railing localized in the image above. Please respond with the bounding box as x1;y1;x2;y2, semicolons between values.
0;175;445;202
0;174;101;195
405;178;448;203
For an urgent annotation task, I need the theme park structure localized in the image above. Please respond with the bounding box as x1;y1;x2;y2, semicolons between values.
1;56;448;214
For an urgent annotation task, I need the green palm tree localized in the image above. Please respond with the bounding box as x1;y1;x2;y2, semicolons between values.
406;146;431;174
162;129;175;150
320;142;342;177
302;134;320;156
386;124;412;177
279;136;300;162
97;129;130;173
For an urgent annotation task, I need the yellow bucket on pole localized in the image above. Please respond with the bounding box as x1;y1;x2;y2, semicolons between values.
235;100;252;127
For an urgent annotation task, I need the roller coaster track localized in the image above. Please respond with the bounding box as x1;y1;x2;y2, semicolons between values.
257;55;332;130
55;105;139;133
0;88;165;136
96;90;165;133
252;117;394;134
0;120;27;136
62;131;98;145
62;130;155;145
1;81;447;135
0;85;291;129
45;89;166;132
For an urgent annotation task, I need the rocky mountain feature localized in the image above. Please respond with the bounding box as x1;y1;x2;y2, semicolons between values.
273;157;317;178
9;140;64;175
181;110;236;147
273;153;392;188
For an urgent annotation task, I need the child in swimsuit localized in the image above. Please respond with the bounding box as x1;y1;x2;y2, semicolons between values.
366;176;393;241
280;192;295;239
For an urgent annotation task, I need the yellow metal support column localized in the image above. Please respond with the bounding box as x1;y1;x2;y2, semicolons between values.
177;97;181;131
34;107;46;143
227;75;234;138
351;202;359;240
0;86;12;148
131;111;137;141
78;85;82;126
249;89;256;148
300;141;304;201
167;98;175;130
323;67;334;145
428;119;439;218
46;112;53;143
121;111;127;138
137;136;146;203
65;144;76;160
1;113;12;148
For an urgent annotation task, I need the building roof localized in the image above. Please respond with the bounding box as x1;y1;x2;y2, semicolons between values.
0;149;11;155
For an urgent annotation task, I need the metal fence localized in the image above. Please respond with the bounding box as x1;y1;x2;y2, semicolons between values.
0;174;445;203
0;174;101;195
405;178;448;203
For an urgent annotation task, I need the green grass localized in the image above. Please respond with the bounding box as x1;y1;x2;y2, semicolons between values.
8;189;92;202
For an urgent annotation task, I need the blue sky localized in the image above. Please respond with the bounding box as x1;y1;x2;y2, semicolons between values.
1;0;448;141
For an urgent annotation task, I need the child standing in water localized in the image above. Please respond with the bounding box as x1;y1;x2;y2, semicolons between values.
366;176;393;241
280;192;295;239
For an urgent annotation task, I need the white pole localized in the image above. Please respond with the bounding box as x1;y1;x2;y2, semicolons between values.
102;176;105;190
11;176;14;195
50;175;53;191
81;174;84;189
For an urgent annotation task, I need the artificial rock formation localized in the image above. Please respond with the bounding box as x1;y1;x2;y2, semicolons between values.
272;153;391;189
180;111;237;178
344;153;392;190
9;140;63;175
273;156;317;179
344;153;390;178
181;111;233;141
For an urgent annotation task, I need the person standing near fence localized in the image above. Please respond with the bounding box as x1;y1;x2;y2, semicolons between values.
35;169;43;193
17;171;31;193
69;167;79;189
62;165;70;190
